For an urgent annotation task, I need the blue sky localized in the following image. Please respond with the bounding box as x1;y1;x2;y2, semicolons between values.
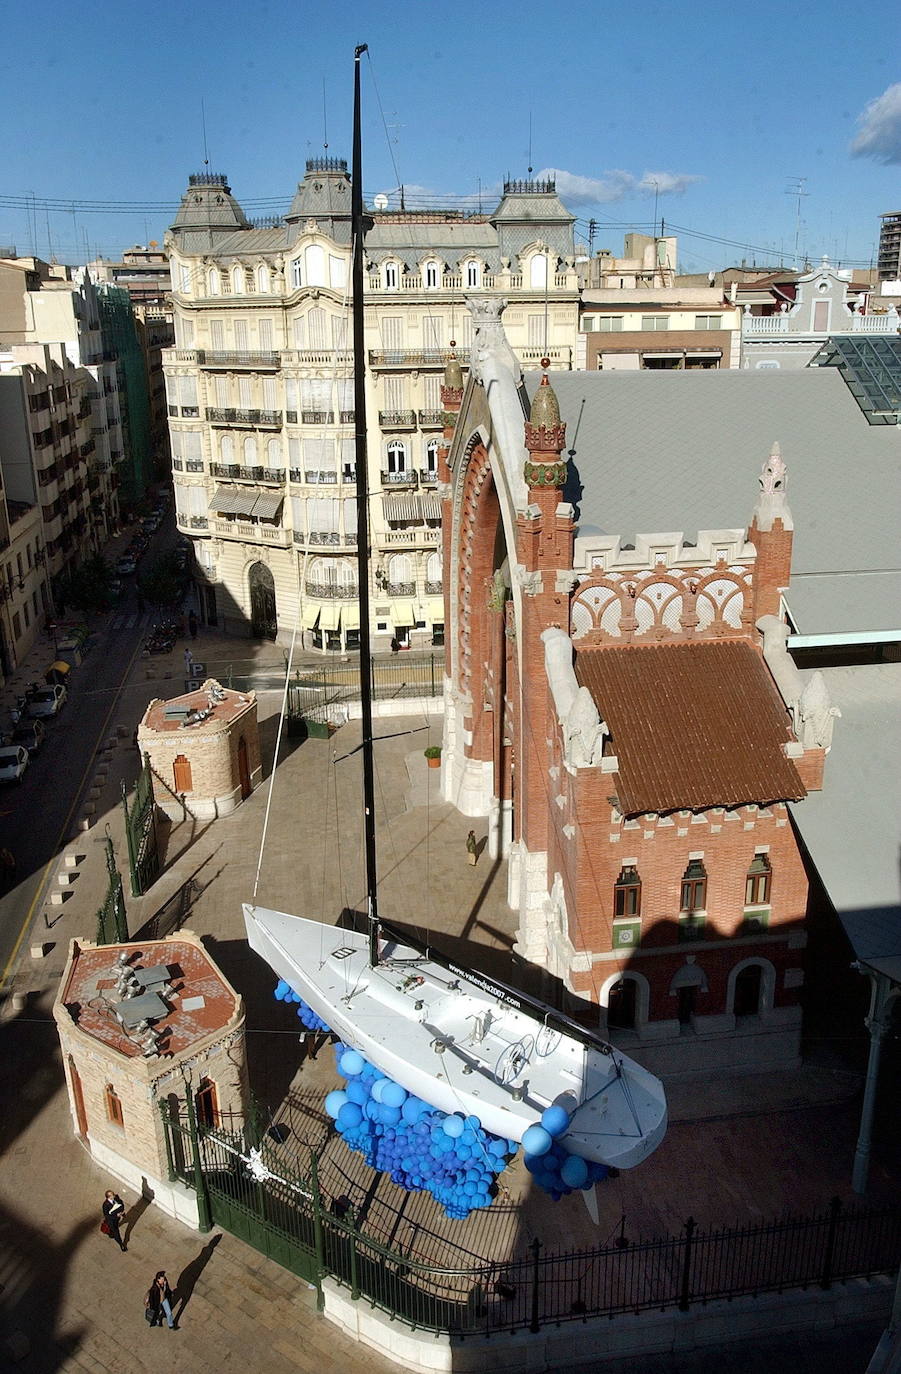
3;0;900;272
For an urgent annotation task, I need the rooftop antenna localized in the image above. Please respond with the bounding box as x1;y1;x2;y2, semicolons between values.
201;97;211;170
785;176;808;262
527;111;533;176
322;78;328;151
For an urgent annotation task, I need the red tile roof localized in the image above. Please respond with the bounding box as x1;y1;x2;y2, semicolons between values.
575;640;806;815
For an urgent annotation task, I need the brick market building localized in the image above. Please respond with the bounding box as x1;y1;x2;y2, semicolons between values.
438;302;854;1077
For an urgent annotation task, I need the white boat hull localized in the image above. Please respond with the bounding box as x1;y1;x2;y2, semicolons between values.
244;904;667;1170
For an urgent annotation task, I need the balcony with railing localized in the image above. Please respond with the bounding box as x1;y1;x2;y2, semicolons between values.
294;529;356;547
418;410;445;428
517;346;572;365
419;467;439;486
383;581;416;597
172;458;183;471
382;527;440;546
381;468;418;487
258;410;282;426
212;518;289;544
195;350;281;369
301;410;334;424
183;459;204;473
379;410;417;429
741;306;900;336
304;470;339;484
304;580;359;599
369;348;470;370
425;580;443;594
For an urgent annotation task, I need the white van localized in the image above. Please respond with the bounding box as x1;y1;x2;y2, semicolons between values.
0;745;28;784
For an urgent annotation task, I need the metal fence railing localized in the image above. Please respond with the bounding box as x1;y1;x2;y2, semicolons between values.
162;1100;901;1337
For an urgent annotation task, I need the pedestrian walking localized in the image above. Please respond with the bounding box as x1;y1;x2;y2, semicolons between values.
145;1270;176;1329
466;830;478;866
101;1190;127;1251
188;610;198;639
0;848;16;892
183;647;194;675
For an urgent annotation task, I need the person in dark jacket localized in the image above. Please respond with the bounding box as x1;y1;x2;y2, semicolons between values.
145;1270;176;1328
101;1190;127;1251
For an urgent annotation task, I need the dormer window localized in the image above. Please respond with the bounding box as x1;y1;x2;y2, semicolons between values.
257;264;270;293
384;262;398;289
207;268;221;296
424;260;440;288
291;259;303;289
465;261;480;288
529;253;548;290
232;265;244;295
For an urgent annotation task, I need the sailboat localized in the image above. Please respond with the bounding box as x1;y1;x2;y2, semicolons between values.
243;47;667;1174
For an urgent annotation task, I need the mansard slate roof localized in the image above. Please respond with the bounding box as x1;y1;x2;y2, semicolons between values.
524;368;901;637
575;640;806;815
168;167;576;266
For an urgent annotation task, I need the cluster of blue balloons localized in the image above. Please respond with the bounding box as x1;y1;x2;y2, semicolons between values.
273;979;331;1033
521;1105;609;1200
326;1042;515;1220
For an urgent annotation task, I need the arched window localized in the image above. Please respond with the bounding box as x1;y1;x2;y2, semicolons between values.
388;553;412;584
195;1077;219;1128
424;260;440;288
613;865;641;917
207;268;221;296
307;307;327;349
680;859;707;913
529;253;548;290
745;853;771;905
335;557;356;591
267;438;283;468
384;261;398;289
465;260;480;288
305;243;326;286
104;1083;124;1128
291;258;303;289
426;552;441;585
220;434;235;464
425;438;440;474
256;264;270;293
232;265;245;295
386;439;407;474
243;435;258;465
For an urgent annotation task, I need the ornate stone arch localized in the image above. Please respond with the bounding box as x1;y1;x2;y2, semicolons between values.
725;956;776;1016
599;969;651;1028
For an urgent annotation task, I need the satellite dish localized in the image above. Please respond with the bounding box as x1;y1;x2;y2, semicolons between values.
374;193;389;210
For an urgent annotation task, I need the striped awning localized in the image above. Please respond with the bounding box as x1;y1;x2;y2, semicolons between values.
231;487;261;517
384;491;421;523
343;602;360;631
390;601;415;627
251;490;284;520
320;604;341;631
419;491;442;521
210;485;243;514
301;603;321;629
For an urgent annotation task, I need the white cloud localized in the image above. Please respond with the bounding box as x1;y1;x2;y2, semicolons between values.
851;83;901;163
539;167;702;206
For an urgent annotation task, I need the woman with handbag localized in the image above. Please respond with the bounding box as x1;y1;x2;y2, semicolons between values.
101;1190;127;1252
145;1271;176;1329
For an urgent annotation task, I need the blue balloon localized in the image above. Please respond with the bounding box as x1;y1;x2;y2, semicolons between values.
340;1050;365;1077
370;1077;387;1102
346;1080;368;1105
488;1138;507;1157
442;1115;465;1139
561;1155;589;1189
325;1090;348;1119
382;1081;407;1109
402;1097;425;1124
338;1102;362;1127
522;1124;552;1157
541;1104;571;1138
381;1105;402;1126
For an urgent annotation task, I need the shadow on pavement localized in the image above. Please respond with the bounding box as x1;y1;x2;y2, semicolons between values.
173;1232;222;1326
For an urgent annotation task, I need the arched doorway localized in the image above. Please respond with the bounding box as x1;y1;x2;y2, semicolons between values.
607;977;637;1030
734;963;764;1017
249;562;277;640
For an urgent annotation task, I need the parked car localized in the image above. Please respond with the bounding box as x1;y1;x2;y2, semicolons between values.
116;555;137;576
11;719;45;755
0;744;28;783
26;684;67;718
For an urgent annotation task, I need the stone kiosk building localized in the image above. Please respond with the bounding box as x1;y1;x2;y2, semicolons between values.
137;678;261;820
53;933;248;1226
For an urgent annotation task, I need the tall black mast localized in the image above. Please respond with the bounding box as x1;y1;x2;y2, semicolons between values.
351;45;379;967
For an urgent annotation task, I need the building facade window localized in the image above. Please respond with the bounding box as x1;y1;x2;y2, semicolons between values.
529;253;548;289
257;264;270;293
425;438;439;474
388;553;412;584
104;1083;124;1128
695;315;722;329
641;315;669;331
680;859;707;913
386;439;407;473
597;317;624;332
613;865;641;917
424;260;440;288
231;266;244;295
195;1077;219;1128
207;268;221;296
745;853;771;905
383;262;398;289
291;259;303;289
465;261;480;287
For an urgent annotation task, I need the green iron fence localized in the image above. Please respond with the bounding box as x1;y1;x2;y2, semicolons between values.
95;835;128;944
122;752;160;897
161;1096;901;1336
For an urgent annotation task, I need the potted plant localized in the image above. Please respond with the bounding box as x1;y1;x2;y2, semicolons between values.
424;745;442;769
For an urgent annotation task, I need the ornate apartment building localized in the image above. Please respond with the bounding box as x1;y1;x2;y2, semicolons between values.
163;160;580;650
